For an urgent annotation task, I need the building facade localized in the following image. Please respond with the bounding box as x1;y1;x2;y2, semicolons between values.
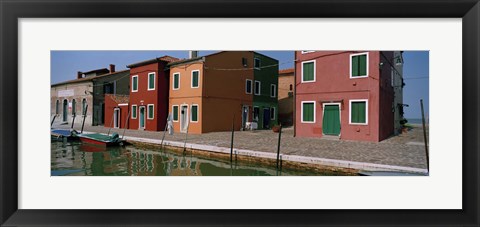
168;51;279;134
294;51;400;142
51;64;129;127
277;68;294;126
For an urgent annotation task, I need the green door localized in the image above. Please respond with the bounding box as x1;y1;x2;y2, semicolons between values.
323;105;340;136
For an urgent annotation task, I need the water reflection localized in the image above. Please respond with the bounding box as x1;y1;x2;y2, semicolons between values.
51;141;344;176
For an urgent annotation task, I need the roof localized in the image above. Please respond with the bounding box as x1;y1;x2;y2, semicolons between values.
127;55;180;68
82;68;110;75
51;69;129;87
106;94;130;104
279;68;294;75
167;56;204;67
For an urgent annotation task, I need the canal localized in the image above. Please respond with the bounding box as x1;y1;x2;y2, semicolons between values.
51;141;351;176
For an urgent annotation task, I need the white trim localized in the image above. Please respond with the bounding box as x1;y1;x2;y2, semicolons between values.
118;103;128;106
301;51;315;54
254;80;261;96
322;102;342;136
113;108;120;128
172;105;179;122
301;60;316;83
254;58;261;70
242;105;250;126
301;101;316;123
190;104;199;123
349;52;369;79
245;79;253;94
131;105;137;119
349;99;369;125
172;73;180;90
191;70;200;88
131;75;138;92
270;107;276;120
147;72;156;91
180;104;189;132
147;104;154;120
270;84;276;98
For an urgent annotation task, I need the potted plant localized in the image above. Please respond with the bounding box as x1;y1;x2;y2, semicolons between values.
272;124;282;133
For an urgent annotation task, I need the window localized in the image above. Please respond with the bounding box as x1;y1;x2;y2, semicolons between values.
148;72;155;90
254;58;261;69
270;84;276;98
132;75;138;92
82;99;87;115
302;61;315;82
350;53;368;78
173;73;180;90
191;105;198;122
191;70;199;88
301;101;315;123
254;81;261;95
245;79;252;94
131;105;137;119
242;57;248;67
71;99;76;115
56;100;59;114
350;100;368;124
289;84;293;91
270;107;276;120
172;105;179;122
147;104;154;119
253;107;260;121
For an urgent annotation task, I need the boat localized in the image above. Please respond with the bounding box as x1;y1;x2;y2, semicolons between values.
76;132;124;146
51;129;79;142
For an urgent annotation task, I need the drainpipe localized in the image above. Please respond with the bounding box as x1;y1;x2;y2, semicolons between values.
293;52;297;137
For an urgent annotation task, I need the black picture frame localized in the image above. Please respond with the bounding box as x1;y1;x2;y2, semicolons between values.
1;0;479;226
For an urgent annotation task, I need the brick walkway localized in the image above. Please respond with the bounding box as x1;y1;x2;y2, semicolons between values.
55;123;429;169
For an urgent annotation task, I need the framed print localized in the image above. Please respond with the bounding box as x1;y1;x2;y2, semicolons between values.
1;0;479;226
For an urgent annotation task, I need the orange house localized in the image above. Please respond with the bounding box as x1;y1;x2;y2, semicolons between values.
168;51;278;134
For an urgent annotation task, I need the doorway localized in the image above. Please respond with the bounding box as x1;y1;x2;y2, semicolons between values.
113;108;120;128
63;99;68;122
242;105;249;129
322;104;341;136
263;108;270;129
180;105;189;133
139;106;145;130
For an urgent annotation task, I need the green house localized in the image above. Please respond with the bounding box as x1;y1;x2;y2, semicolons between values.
252;52;279;129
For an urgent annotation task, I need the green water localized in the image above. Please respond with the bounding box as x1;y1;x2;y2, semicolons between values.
51;141;349;176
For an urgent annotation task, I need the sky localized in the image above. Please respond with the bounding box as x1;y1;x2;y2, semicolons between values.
51;50;428;119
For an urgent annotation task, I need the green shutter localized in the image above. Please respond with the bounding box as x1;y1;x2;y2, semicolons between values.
303;103;314;122
192;71;199;87
148;73;154;89
173;106;178;121
352;56;359;77
303;62;314;81
133;77;138;90
132;106;137;118
351;102;366;123
148;105;154;119
192;106;198;121
359;54;367;76
174;74;179;89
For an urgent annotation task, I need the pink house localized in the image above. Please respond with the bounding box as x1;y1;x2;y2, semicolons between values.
294;51;403;142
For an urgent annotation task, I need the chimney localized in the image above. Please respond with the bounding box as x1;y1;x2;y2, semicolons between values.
109;64;115;73
189;51;198;59
77;71;83;79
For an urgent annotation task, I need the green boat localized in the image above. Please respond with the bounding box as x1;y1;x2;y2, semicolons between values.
76;132;124;147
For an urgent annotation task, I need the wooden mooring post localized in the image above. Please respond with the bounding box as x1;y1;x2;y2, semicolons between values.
71;113;76;129
420;99;429;172
80;105;88;134
160;114;170;149
51;115;56;127
230;114;235;163
121;109;131;140
276;125;283;171
107;111;115;136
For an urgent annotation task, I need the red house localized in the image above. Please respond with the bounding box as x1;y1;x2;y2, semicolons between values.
105;56;179;131
294;51;402;142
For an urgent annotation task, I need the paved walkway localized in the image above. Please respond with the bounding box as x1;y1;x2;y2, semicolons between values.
55;122;429;170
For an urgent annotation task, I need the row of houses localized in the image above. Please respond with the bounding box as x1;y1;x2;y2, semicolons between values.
51;51;405;142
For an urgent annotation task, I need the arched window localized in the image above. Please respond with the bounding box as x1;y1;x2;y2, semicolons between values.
55;100;59;114
82;98;87;115
289;84;293;91
72;99;76;115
